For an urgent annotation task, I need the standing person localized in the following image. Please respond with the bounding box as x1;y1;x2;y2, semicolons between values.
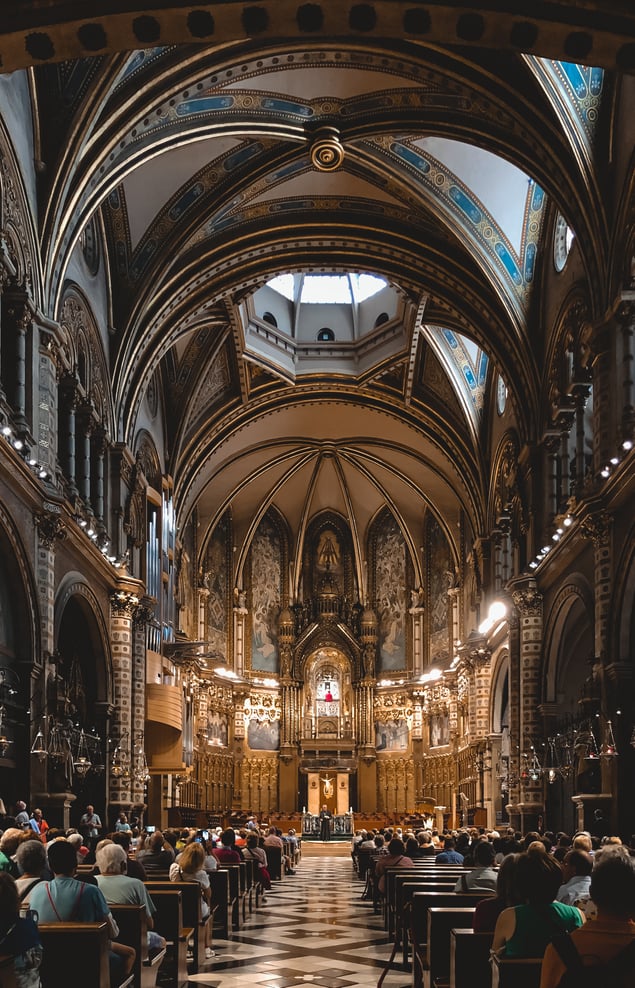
0;872;42;988
319;805;332;842
28;810;48;840
79;804;102;840
14;802;30;831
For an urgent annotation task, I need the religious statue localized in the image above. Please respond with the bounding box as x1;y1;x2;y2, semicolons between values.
320;776;334;798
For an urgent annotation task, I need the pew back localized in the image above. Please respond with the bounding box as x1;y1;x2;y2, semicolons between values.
38;922;110;988
450;928;493;988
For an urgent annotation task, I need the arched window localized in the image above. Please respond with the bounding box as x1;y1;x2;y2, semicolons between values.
317;328;335;342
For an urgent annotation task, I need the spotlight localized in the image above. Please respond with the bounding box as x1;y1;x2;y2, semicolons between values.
1;426;11;437
12;439;23;450
623;439;633;451
563;516;573;527
38;469;46;478
610;457;619;465
601;467;610;478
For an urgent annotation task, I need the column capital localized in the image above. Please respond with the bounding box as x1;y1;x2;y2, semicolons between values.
509;578;542;616
34;508;67;549
109;588;141;617
580;508;612;547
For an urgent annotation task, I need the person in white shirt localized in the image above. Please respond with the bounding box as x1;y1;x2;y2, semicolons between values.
556;849;593;906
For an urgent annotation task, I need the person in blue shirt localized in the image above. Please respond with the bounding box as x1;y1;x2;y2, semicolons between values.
436;836;465;863
29;839;135;986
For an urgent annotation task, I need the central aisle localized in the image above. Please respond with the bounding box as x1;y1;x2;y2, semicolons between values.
185;844;410;987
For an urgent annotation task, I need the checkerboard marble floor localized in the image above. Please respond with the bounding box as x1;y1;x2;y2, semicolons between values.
185;850;410;987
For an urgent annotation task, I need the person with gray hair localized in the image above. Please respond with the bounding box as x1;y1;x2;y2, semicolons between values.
15;839;48;910
95;843;166;955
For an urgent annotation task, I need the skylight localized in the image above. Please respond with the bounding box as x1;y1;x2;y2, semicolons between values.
266;273;387;304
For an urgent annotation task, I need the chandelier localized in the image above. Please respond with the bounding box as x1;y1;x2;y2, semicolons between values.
133;732;150;786
73;729;92;777
110;731;130;779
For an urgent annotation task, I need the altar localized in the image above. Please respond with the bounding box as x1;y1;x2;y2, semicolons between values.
302;811;354;838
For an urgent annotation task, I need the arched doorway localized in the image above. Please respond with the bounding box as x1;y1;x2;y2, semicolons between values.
53;586;111;828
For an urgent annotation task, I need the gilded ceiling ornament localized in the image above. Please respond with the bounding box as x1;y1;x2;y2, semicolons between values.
310;127;344;172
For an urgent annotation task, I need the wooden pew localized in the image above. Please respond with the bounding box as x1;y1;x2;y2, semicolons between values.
218;865;241;931
393;879;456;966
410;891;491;988
0;955;17;988
450;929;493;988
490;955;542;988
144;881;208;971
110;903;167;988
149;889;192;988
425;907;476;988
209;869;231;939
266;845;283;881
38;922;111;988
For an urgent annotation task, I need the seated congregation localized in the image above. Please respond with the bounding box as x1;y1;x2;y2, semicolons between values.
0;819;300;988
353;824;635;988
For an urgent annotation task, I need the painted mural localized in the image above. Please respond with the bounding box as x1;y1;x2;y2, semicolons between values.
429;712;450;747
375;717;410;751
204;513;228;659
250;515;281;672
247;716;280;751
375;512;407;671
427;515;453;664
206;711;228;747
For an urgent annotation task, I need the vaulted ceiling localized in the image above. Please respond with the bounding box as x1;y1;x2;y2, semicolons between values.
13;4;619;585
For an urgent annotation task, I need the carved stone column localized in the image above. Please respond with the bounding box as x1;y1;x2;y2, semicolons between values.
33;507;67;798
617;298;635;443
4;285;31;433
109;587;142;813
77;401;94;509
130;599;153;810
581;510;612;670
38;332;61;479
233;588;248;677
60;376;79;498
510;578;544;830
409;589;425;676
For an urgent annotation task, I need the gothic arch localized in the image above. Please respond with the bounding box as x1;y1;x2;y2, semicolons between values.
542;577;594;707
54;573;113;704
0;501;39;669
613;518;635;663
490;647;510;736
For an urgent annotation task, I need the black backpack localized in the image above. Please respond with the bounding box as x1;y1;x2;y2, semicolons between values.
552;933;635;988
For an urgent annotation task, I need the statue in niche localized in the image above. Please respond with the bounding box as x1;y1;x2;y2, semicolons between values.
363;644;376;678
410;586;424;609
317;531;340;571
